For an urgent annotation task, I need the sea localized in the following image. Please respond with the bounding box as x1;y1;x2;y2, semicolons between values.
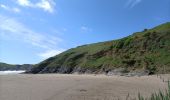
0;70;25;75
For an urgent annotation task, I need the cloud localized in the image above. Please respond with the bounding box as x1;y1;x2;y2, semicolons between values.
0;4;8;9
36;0;55;13
38;49;65;59
17;0;31;6
126;0;142;8
16;0;55;13
0;15;64;58
80;26;92;33
0;4;21;13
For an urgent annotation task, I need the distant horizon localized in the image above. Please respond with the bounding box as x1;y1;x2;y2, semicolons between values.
0;0;170;64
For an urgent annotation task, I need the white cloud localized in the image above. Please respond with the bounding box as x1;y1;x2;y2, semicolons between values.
38;49;65;59
80;26;92;32
17;0;31;6
0;15;64;59
126;0;142;8
16;0;55;13
0;4;21;13
36;0;55;13
0;4;8;9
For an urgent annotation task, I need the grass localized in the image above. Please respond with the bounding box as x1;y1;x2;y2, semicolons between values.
28;22;170;74
137;81;170;100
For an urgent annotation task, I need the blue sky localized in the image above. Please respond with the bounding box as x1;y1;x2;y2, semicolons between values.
0;0;170;64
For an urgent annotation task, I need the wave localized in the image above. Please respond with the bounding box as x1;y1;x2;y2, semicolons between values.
0;70;25;75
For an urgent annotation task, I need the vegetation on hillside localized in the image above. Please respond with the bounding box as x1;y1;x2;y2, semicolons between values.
28;22;170;74
0;62;32;71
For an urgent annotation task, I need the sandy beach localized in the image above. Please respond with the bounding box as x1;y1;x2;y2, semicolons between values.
0;74;168;100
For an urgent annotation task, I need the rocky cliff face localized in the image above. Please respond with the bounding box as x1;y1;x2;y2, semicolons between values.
27;22;170;75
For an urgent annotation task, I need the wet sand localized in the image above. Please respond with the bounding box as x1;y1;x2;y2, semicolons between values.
0;74;168;100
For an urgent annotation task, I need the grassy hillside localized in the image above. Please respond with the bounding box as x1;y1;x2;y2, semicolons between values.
0;62;32;71
28;22;170;75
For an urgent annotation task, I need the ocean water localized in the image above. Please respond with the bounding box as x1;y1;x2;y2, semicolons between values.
0;70;25;75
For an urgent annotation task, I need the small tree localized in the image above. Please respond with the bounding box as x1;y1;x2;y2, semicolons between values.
143;28;148;32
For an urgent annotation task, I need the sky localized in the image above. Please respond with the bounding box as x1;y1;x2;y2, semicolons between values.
0;0;170;64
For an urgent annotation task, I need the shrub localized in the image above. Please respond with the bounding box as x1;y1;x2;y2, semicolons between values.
124;37;133;46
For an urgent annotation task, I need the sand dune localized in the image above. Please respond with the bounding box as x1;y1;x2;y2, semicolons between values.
0;74;168;100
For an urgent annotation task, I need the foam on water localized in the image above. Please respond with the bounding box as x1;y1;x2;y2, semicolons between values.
0;70;25;75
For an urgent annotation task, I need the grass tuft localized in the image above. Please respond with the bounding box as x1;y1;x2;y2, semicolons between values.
137;81;170;100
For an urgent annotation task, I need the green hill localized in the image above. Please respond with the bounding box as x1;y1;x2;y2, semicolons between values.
0;62;33;71
27;22;170;75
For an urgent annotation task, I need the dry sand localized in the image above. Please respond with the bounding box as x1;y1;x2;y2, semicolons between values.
0;74;168;100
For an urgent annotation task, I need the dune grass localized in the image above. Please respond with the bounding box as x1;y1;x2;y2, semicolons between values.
138;81;170;100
